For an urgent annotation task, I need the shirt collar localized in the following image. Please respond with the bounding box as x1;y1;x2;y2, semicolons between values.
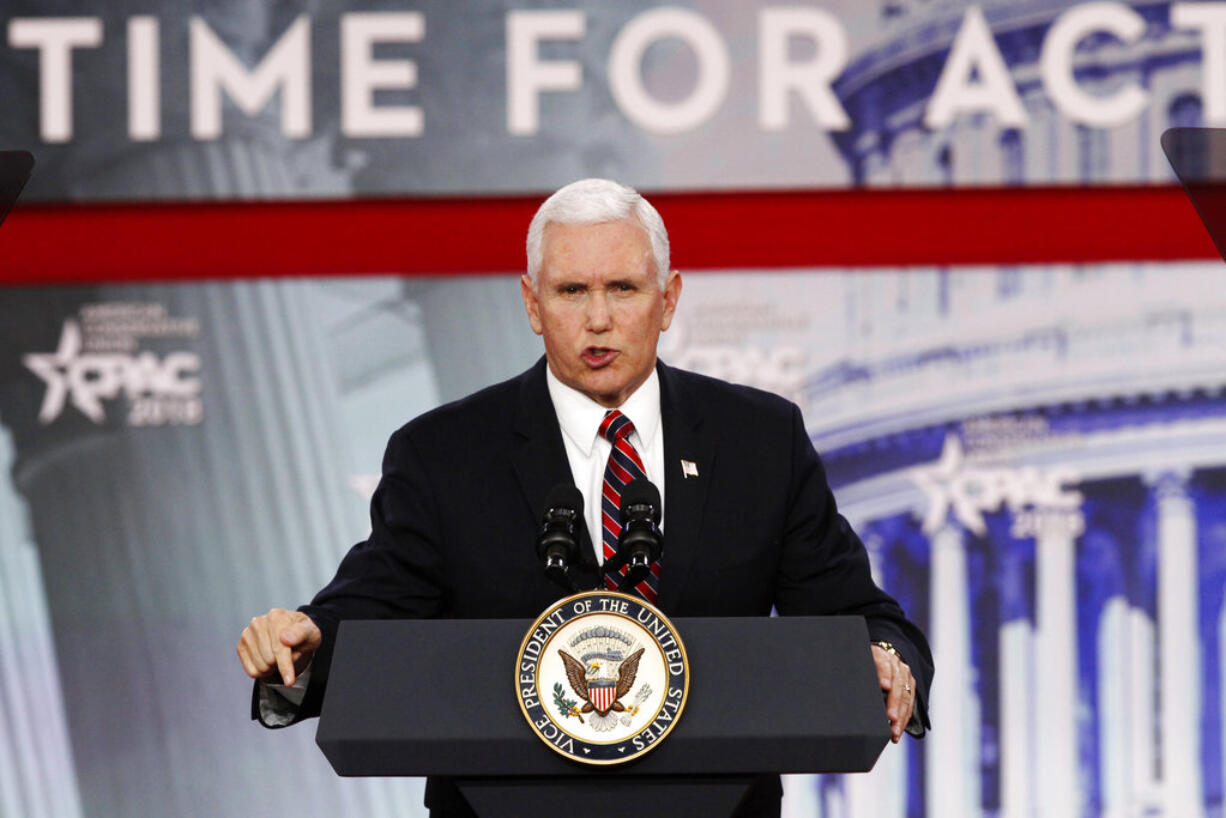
546;365;661;457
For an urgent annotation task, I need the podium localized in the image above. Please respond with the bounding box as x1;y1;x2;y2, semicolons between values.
316;615;892;817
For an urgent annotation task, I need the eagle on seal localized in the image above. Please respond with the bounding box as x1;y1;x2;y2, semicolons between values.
558;646;644;720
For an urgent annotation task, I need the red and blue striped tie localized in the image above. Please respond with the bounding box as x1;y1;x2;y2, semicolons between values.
599;410;660;603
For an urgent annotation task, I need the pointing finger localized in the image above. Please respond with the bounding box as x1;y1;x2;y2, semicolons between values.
275;640;297;687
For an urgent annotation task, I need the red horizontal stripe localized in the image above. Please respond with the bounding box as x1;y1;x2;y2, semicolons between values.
0;184;1217;285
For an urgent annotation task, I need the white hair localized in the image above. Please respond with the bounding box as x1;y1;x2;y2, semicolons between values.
525;178;670;290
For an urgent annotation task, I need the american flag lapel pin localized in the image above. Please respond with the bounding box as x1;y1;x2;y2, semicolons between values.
681;459;699;479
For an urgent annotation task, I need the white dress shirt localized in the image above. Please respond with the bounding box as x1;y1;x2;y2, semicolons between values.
545;365;665;563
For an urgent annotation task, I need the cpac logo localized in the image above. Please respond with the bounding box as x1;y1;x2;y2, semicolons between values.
23;320;201;425
911;434;1082;536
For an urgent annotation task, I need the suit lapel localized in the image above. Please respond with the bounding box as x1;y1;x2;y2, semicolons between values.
510;358;575;525
657;362;715;612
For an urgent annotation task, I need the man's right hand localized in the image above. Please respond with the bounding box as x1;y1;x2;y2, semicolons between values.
236;608;321;687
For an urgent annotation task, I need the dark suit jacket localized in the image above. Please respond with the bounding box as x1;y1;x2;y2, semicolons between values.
263;359;932;812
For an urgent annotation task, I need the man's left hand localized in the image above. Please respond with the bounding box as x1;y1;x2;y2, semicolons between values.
871;644;915;743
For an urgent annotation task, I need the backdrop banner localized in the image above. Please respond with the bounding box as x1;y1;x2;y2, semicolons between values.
1;261;1225;818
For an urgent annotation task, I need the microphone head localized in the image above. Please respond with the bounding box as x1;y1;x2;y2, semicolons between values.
544;484;584;517
619;479;661;524
538;483;585;572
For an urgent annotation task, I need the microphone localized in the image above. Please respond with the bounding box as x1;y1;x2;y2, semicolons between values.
609;479;663;594
536;484;585;594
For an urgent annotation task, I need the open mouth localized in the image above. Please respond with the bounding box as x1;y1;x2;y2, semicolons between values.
582;347;617;368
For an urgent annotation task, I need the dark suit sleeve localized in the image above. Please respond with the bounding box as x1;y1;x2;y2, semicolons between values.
773;404;933;733
252;424;450;726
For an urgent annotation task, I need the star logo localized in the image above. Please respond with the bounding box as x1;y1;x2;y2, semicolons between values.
910;433;1082;535
22;320;106;423
911;435;978;533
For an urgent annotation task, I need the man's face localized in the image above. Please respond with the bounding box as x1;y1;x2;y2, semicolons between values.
522;219;681;408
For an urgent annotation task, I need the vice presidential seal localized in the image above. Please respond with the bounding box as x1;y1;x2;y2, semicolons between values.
515;591;689;765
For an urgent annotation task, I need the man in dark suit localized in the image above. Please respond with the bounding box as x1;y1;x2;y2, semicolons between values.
237;178;931;816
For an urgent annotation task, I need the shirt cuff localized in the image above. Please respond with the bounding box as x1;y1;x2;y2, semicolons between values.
256;668;311;727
